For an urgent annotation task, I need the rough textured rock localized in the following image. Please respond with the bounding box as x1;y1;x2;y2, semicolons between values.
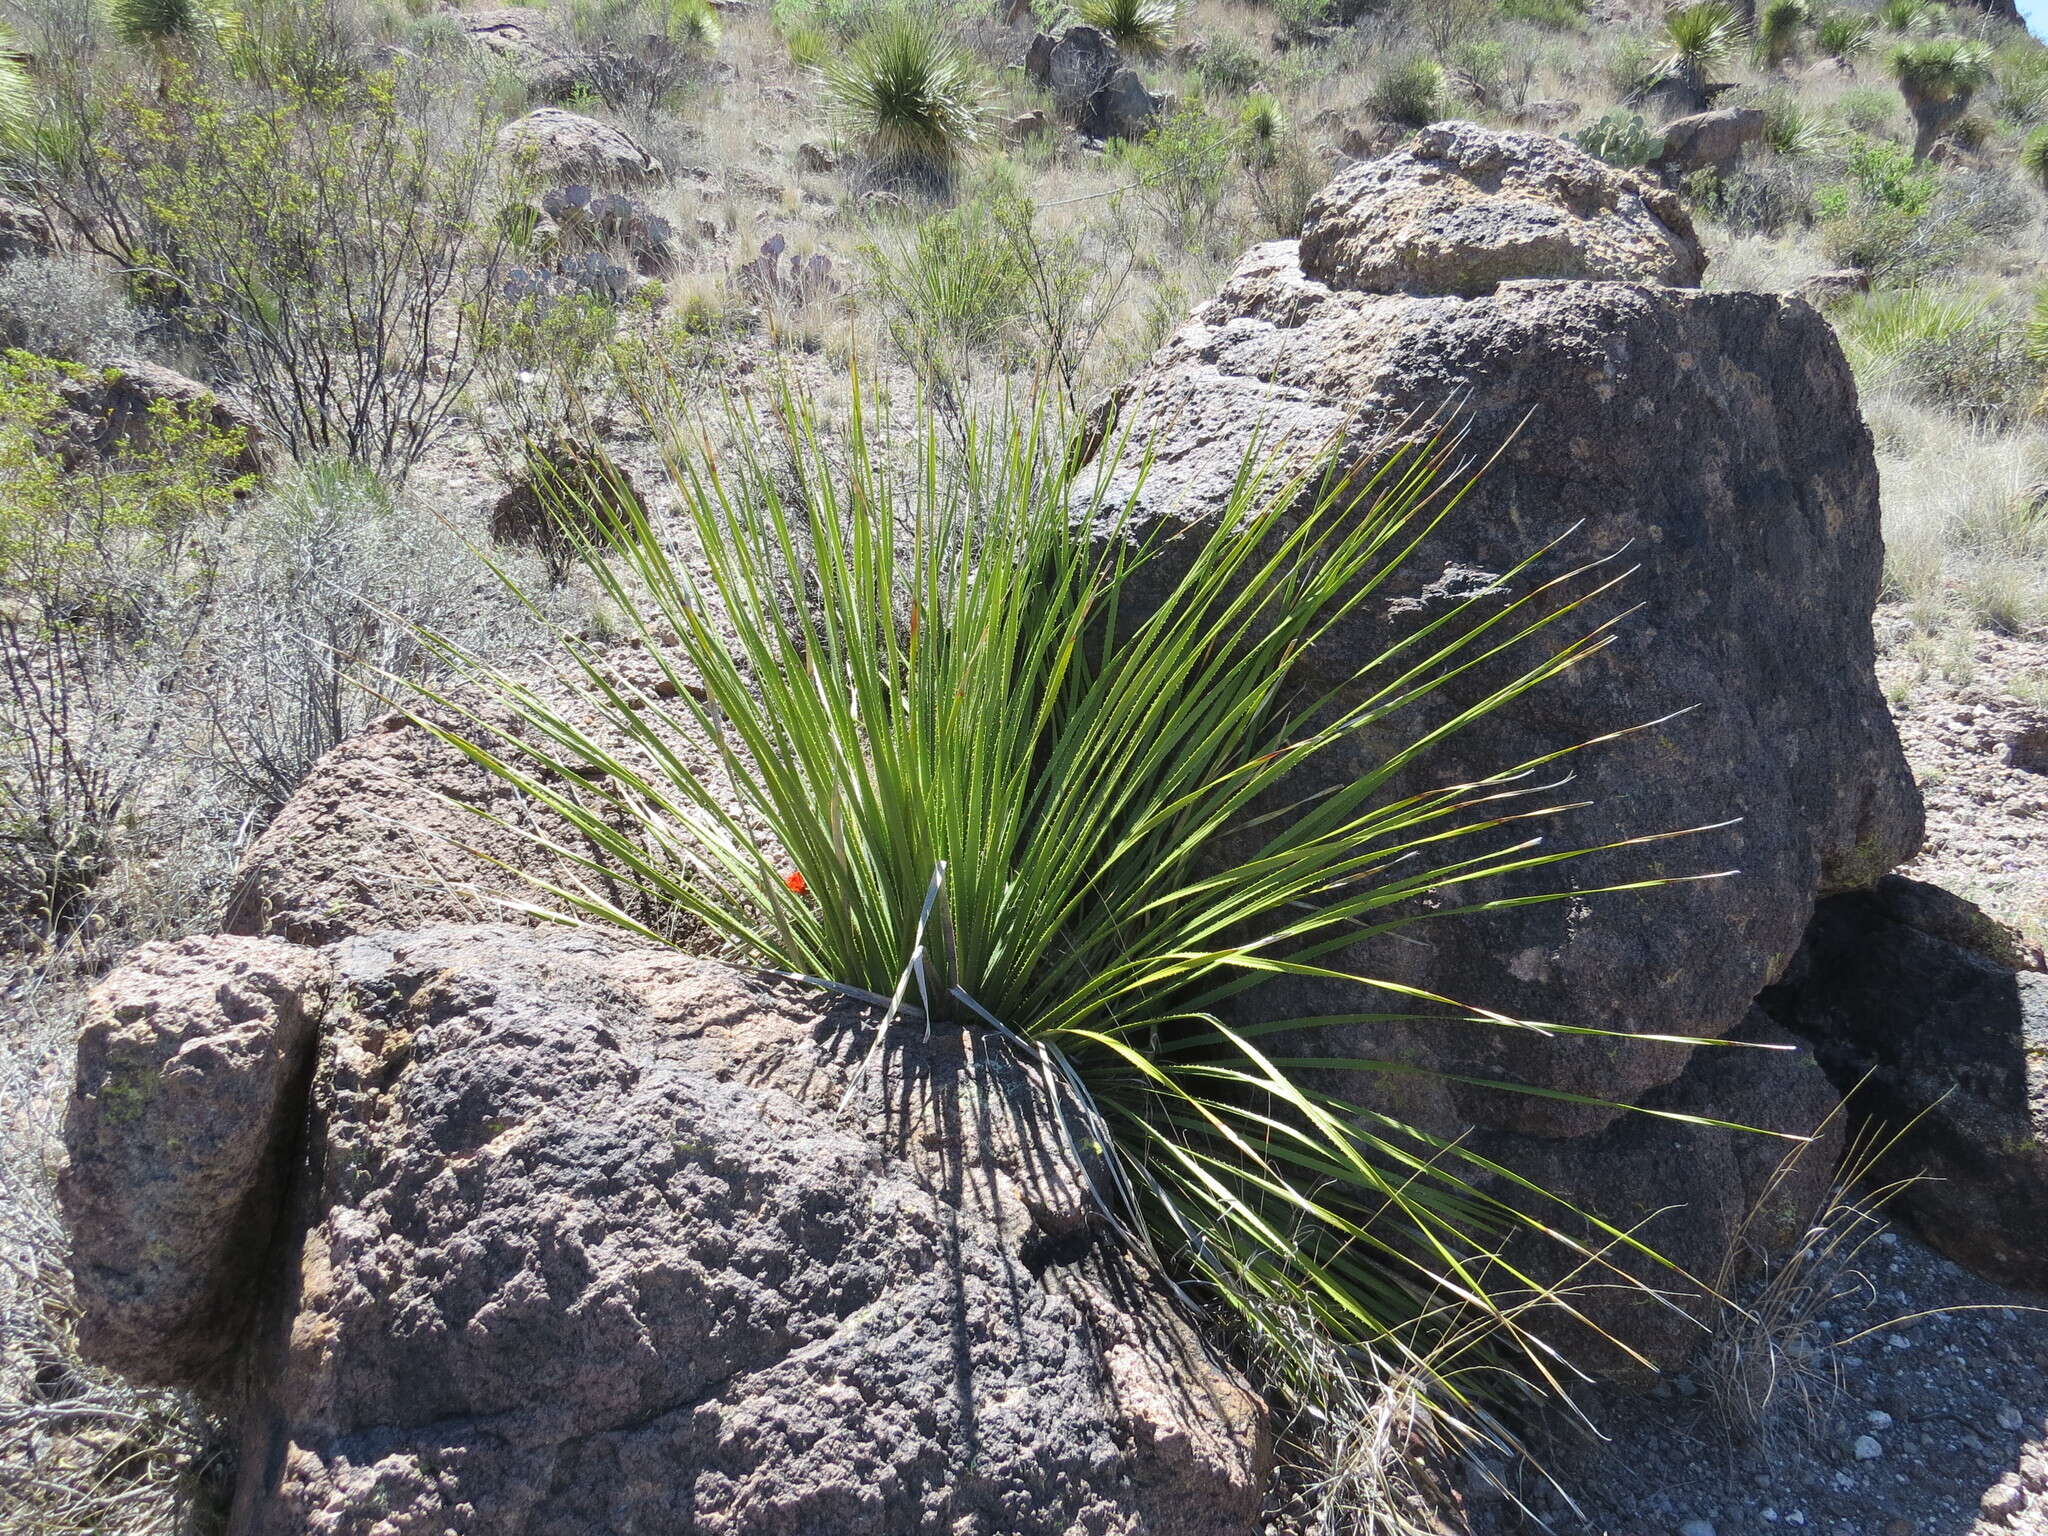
60;937;331;1389
1097;216;1920;1144
1296;121;1704;296
55;357;267;478
1485;1012;1844;1377
67;928;1270;1536
1025;26;1161;140
0;194;54;261
1763;890;2048;1289
1793;266;1871;308
1648;106;1766;177
497;107;665;186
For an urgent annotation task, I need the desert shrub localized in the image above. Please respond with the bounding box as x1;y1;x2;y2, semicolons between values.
0;350;252;947
823;12;989;189
1111;104;1240;247
225;0;379;93
1268;0;1335;40
1247;133;1327;236
1406;0;1497;56
1498;0;1585;24
413;387;1699;1480
1194;32;1262;94
1833;286;2034;420
559;0;721;109
1814;133;1939;265
1073;0;1181;56
199;459;523;818
470;284;657;477
1605;35;1668;104
1836;83;1902;133
0;256;146;362
1755;89;1828;155
1573;109;1663;168
1689;163;1816;234
861;203;1030;398
46;66;514;477
1368;54;1447;126
1994;43;2048;123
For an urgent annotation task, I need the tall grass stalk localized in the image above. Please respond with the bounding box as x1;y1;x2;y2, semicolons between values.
404;385;1736;1430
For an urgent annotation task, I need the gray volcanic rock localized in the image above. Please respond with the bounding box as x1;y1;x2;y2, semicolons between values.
497;107;665;186
65;927;1269;1535
1092;126;1919;1161
1763;889;2048;1289
1297;120;1704;296
1649;106;1766;178
60;936;331;1389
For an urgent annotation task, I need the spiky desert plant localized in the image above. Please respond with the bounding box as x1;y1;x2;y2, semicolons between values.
407;387;1735;1436
1756;0;1809;66
822;14;989;188
1874;0;1936;32
1073;0;1182;56
1890;36;1994;157
1656;0;1749;110
110;0;219;45
1239;90;1288;146
2024;124;2048;189
0;33;32;148
1815;10;1875;67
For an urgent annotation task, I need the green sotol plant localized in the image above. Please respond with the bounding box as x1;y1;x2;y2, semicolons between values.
1368;55;1447;126
1072;0;1183;56
1655;0;1749;112
822;13;989;187
410;388;1726;1448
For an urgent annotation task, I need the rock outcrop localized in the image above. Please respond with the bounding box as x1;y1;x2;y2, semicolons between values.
56;358;268;479
64;927;1269;1535
1296;120;1703;295
497;108;666;186
1763;882;2048;1289
1092;122;1921;1364
1648;106;1766;178
1024;26;1162;140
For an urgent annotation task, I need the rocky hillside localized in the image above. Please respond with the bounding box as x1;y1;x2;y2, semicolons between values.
4;1;2048;1534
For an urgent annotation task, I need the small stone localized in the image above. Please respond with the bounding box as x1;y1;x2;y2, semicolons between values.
1885;1331;1913;1350
1982;1479;2027;1522
1852;1434;1883;1461
1883;1519;1914;1536
1866;1410;1895;1430
1998;1404;2025;1431
1679;1522;1718;1536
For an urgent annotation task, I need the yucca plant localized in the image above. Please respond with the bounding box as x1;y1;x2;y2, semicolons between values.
1815;10;1875;68
2023;123;2048;189
1239;91;1288;150
1073;0;1183;56
405;386;1736;1442
1655;0;1749;111
110;0;221;45
1890;36;1994;157
822;14;989;189
1369;54;1447;126
1756;0;1809;67
1874;0;1936;32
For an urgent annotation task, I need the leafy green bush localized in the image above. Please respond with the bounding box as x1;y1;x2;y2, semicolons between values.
1835;84;1901;133
1110;104;1241;246
1572;109;1663;168
1498;0;1585;24
823;12;989;187
1194;32;1262;94
414;389;1691;1441
1368;54;1447;126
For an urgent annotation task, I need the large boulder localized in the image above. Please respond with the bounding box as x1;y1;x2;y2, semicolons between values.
59;936;330;1390
497;107;665;186
1762;883;2048;1289
1296;120;1704;295
64;927;1270;1535
1025;26;1161;140
1089;125;1919;1363
0;194;53;261
1648;106;1766;178
55;357;267;479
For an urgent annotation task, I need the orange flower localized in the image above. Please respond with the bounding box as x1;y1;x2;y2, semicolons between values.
783;869;808;894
